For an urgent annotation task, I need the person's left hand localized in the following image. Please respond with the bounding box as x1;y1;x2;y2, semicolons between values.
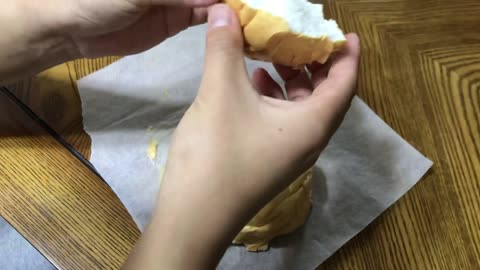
0;0;218;83
47;0;218;57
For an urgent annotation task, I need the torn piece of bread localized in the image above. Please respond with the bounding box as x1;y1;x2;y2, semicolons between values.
224;0;346;67
233;169;313;251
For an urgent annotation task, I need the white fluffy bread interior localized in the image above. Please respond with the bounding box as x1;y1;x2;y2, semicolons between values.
242;0;345;41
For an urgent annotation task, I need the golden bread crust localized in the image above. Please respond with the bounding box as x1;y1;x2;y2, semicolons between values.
225;0;346;67
232;169;313;251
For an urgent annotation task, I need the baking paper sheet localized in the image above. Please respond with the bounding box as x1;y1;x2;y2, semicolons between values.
0;217;55;269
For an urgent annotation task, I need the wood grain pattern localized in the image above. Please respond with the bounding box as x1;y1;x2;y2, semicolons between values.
318;0;480;269
0;86;140;269
1;0;479;269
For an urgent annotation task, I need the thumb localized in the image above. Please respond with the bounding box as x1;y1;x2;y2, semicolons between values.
203;4;247;80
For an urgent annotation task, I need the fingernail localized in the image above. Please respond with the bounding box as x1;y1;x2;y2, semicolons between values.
208;5;233;29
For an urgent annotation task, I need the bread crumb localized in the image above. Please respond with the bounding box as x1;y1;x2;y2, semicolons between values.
147;139;158;160
162;89;169;98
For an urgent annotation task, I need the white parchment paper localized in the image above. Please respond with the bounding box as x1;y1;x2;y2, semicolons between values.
76;24;433;270
0;217;55;269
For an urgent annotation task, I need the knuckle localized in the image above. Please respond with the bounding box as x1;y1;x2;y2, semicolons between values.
207;29;242;52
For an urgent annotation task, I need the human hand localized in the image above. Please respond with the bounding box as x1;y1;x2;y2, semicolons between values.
0;0;218;82
141;3;360;268
51;0;218;57
161;4;360;216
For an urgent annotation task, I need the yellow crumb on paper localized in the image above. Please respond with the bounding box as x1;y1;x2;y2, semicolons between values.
162;89;169;98
147;139;158;160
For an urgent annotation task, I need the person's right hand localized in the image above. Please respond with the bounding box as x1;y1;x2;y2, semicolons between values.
149;3;360;267
123;4;360;270
162;4;360;213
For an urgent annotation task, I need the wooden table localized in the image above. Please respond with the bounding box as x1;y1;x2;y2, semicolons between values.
1;0;479;269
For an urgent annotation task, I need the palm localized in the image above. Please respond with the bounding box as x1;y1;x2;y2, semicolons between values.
69;0;208;57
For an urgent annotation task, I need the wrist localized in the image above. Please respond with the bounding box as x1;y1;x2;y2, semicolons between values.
151;185;248;267
133;169;260;269
0;1;80;83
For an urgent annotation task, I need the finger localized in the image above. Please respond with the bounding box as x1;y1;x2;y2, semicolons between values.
284;70;313;101
274;64;313;101
202;4;247;82
136;0;219;7
165;7;191;37
78;6;170;56
252;68;284;99
312;33;361;106
307;60;332;88
296;33;360;147
163;6;207;36
190;7;208;25
273;64;301;81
